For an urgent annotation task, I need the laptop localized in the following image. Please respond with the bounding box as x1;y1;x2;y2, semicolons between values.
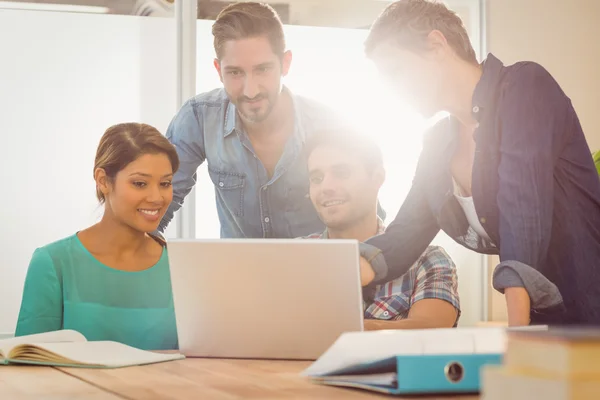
167;239;364;360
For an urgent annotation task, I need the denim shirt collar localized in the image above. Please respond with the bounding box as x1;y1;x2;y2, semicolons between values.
223;85;306;143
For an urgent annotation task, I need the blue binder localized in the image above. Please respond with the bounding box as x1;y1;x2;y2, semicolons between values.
309;353;502;395
303;326;548;395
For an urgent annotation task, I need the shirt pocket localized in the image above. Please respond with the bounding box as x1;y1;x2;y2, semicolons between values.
364;294;410;321
208;167;246;218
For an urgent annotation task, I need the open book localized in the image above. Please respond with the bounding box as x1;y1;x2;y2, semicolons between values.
0;330;184;368
302;325;548;395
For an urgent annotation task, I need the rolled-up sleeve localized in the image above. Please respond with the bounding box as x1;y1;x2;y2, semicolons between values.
158;99;206;233
493;63;566;309
493;261;563;309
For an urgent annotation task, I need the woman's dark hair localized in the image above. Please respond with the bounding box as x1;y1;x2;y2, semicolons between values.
94;123;179;203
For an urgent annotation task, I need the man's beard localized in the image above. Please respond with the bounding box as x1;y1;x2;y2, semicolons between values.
236;92;275;123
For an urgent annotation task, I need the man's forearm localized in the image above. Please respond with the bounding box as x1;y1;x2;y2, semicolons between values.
504;287;531;326
363;318;452;331
359;256;375;286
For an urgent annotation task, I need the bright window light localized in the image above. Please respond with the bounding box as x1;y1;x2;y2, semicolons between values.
194;22;428;238
284;26;428;220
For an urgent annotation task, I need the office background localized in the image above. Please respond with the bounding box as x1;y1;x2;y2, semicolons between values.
1;0;598;335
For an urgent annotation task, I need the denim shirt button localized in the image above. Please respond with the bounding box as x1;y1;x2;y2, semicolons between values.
264;217;270;223
473;106;480;113
480;217;486;224
218;182;224;187
262;186;267;191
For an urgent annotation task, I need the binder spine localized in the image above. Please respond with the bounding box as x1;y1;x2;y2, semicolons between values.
394;353;502;394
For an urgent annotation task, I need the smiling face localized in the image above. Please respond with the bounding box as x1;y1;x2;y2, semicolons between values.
96;153;174;233
214;36;291;124
308;144;383;231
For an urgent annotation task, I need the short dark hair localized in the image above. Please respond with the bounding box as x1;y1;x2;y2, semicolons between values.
365;0;477;65
212;2;285;59
305;130;384;172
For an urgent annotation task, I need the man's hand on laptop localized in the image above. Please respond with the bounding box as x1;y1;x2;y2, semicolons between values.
359;256;375;286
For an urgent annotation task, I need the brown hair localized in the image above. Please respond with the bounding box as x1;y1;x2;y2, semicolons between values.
305;129;384;173
365;0;477;65
94;123;179;203
212;2;285;60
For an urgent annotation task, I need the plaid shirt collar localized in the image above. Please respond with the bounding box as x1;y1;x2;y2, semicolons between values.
316;217;386;239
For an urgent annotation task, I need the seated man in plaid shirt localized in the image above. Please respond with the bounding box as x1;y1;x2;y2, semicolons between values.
303;130;460;330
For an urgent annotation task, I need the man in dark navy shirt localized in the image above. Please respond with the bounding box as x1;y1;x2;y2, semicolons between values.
355;0;600;326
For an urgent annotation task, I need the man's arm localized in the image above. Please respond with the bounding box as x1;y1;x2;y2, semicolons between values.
364;299;458;330
364;246;460;330
158;99;206;233
359;140;443;287
493;63;568;325
504;287;531;326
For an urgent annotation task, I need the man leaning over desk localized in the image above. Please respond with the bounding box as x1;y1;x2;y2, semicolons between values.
303;129;460;330
158;2;383;238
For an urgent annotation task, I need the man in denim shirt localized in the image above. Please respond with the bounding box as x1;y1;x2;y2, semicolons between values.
356;0;600;326
158;2;347;238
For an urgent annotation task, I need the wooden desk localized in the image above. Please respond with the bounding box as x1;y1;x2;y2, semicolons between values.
0;366;121;399
3;359;480;400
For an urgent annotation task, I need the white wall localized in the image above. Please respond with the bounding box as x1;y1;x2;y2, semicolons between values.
486;0;600;151
0;10;177;334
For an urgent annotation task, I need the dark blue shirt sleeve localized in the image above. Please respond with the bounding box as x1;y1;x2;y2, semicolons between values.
493;63;566;308
363;153;441;285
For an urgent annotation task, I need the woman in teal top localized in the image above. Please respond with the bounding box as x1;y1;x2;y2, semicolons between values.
15;123;180;350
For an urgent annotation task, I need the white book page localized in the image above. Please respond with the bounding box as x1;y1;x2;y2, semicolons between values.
0;330;86;359
303;327;512;377
322;372;397;387
22;341;183;367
